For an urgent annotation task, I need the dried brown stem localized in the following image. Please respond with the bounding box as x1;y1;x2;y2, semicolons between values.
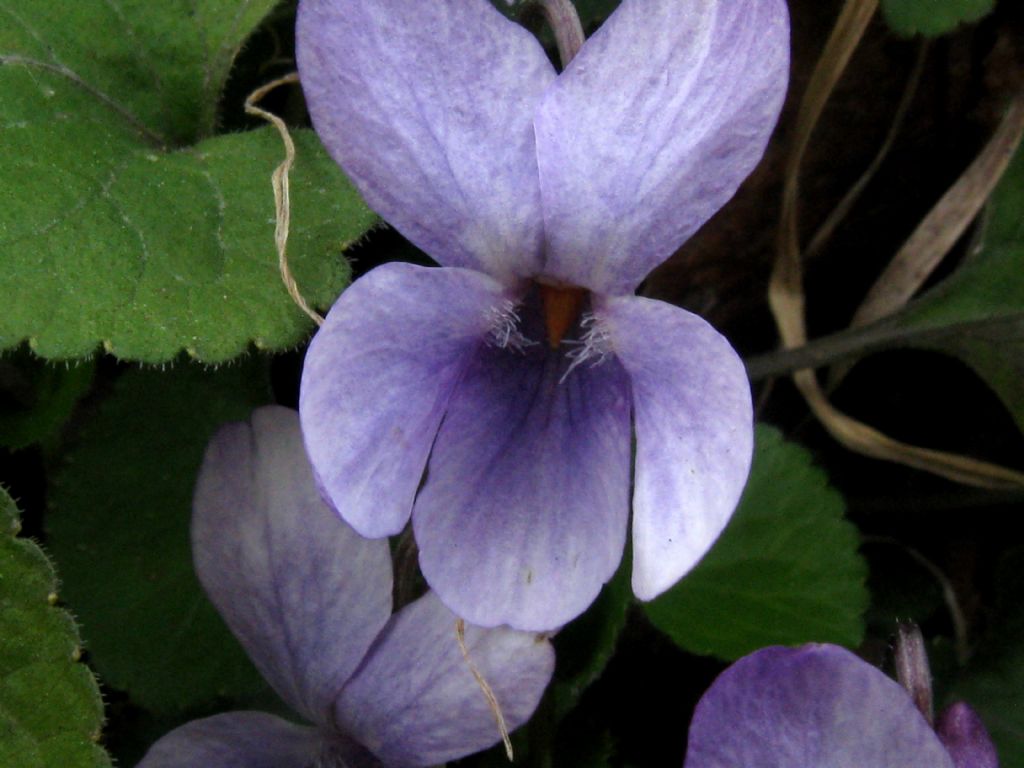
851;95;1024;329
456;619;514;762
243;72;325;327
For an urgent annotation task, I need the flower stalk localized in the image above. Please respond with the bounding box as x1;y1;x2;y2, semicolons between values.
529;0;585;67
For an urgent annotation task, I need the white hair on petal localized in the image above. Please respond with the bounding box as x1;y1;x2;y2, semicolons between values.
485;300;535;352
560;312;611;383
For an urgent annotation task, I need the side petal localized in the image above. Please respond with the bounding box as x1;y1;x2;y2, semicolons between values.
192;407;393;724
137;712;321;768
296;0;554;280
300;263;513;538
597;295;753;601
534;0;790;294
684;645;957;768
413;338;632;631
334;592;554;768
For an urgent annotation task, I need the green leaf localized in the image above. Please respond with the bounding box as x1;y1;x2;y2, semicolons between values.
888;145;1024;432
880;0;994;37
949;547;1024;765
0;348;94;449
0;1;376;363
644;425;868;660
46;360;272;714
0;487;112;768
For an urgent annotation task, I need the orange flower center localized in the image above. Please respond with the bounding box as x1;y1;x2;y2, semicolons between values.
539;284;587;349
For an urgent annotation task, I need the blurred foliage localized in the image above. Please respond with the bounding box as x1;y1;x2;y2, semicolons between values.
880;0;995;37
0;350;94;450
46;360;272;715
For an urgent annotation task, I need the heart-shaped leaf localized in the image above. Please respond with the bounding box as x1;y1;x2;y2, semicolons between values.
0;1;376;363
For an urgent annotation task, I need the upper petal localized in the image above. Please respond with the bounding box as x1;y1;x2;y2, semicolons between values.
534;0;790;294
334;591;554;768
684;645;958;768
192;407;393;724
296;0;555;280
414;335;632;631
137;711;321;768
596;295;752;601
300;263;513;538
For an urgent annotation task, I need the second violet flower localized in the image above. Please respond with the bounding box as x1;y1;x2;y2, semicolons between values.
297;0;791;631
684;643;999;768
139;407;553;768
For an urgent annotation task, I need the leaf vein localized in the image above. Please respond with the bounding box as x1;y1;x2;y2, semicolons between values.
98;0;169;103
0;53;166;147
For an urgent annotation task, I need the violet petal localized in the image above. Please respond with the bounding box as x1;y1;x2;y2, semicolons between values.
684;645;957;768
413;337;632;630
192;407;393;724
534;0;790;295
334;591;554;768
296;0;554;281
937;702;1000;768
136;711;321;768
597;295;752;600
300;263;514;538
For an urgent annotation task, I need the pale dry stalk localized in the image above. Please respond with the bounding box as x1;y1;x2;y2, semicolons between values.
244;72;325;327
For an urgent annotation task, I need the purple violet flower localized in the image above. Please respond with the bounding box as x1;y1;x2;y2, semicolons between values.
683;644;999;768
138;406;554;768
296;0;790;630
